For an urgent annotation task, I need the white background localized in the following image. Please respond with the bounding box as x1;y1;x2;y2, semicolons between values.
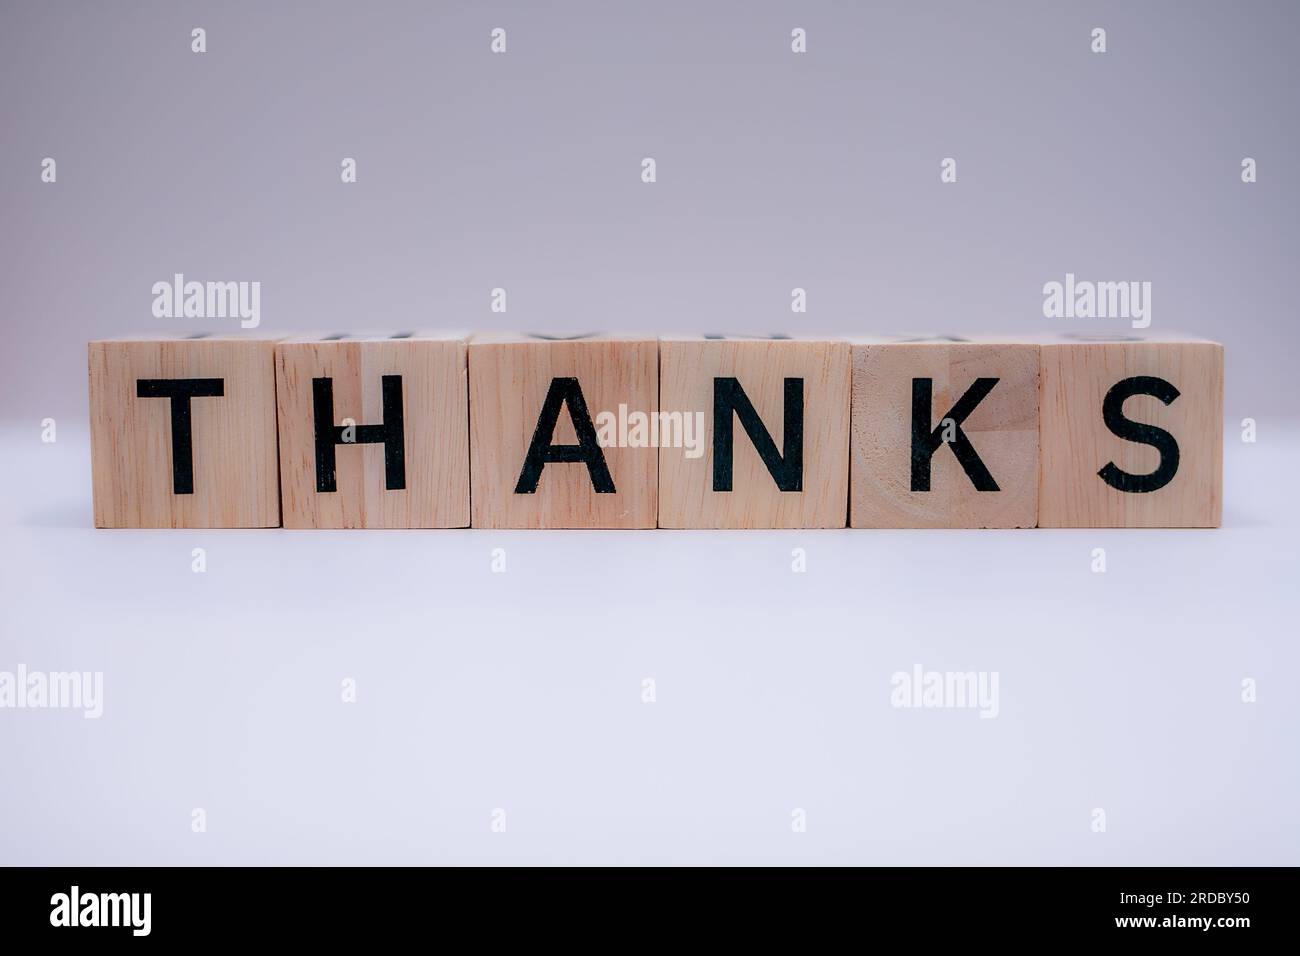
2;424;1295;865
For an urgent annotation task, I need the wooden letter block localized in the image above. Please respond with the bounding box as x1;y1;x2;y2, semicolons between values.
88;334;280;528
658;335;850;528
469;333;658;528
1038;332;1223;527
850;336;1040;528
275;332;469;528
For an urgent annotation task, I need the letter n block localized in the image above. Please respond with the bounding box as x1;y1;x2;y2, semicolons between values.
468;333;658;528
1037;332;1223;527
658;335;850;528
274;333;470;528
850;336;1040;528
88;334;280;527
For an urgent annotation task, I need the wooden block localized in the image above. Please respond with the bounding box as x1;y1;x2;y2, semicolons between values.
658;334;850;528
468;333;657;529
1037;332;1223;527
88;333;280;528
849;335;1040;528
275;332;469;529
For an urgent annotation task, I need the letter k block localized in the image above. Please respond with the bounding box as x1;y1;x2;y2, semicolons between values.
849;335;1040;528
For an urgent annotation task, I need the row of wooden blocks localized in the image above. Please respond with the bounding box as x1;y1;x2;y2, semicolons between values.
88;332;1223;529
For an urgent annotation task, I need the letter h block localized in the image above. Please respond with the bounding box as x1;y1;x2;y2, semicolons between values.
274;332;470;528
468;333;658;528
88;334;281;528
849;335;1040;528
658;334;850;528
1037;332;1223;527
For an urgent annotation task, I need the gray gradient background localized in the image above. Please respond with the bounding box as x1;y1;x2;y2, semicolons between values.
1;1;1297;865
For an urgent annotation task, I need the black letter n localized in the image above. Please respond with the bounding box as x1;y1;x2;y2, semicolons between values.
713;377;803;492
313;376;406;492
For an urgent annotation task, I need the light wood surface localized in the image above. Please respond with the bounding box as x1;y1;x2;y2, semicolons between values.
88;334;281;528
469;333;658;529
1037;332;1223;527
850;336;1040;528
275;332;469;528
658;335;849;528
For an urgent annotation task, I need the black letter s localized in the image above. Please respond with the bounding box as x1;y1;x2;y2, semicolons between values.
1097;375;1180;493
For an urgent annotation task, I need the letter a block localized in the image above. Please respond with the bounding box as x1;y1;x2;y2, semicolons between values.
88;334;280;528
468;333;658;528
658;335;850;528
1037;332;1223;527
274;333;470;528
850;336;1040;528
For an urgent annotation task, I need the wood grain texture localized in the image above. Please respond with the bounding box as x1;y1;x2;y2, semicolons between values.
469;333;658;528
658;335;849;528
275;333;469;529
850;337;1039;528
88;334;281;528
1037;332;1223;527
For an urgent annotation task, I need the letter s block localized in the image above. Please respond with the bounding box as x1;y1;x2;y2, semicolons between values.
468;333;658;529
658;334;850;528
1037;332;1223;527
850;335;1040;528
88;334;281;528
275;332;470;528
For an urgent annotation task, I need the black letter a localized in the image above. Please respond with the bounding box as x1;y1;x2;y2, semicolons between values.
515;377;615;493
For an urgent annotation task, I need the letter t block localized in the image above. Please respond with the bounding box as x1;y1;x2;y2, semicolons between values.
88;334;281;528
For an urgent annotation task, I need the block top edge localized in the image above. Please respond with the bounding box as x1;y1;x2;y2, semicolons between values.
844;333;1039;345
1026;330;1222;346
660;333;847;343
468;332;657;345
89;332;284;344
848;331;1221;346
275;330;470;344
